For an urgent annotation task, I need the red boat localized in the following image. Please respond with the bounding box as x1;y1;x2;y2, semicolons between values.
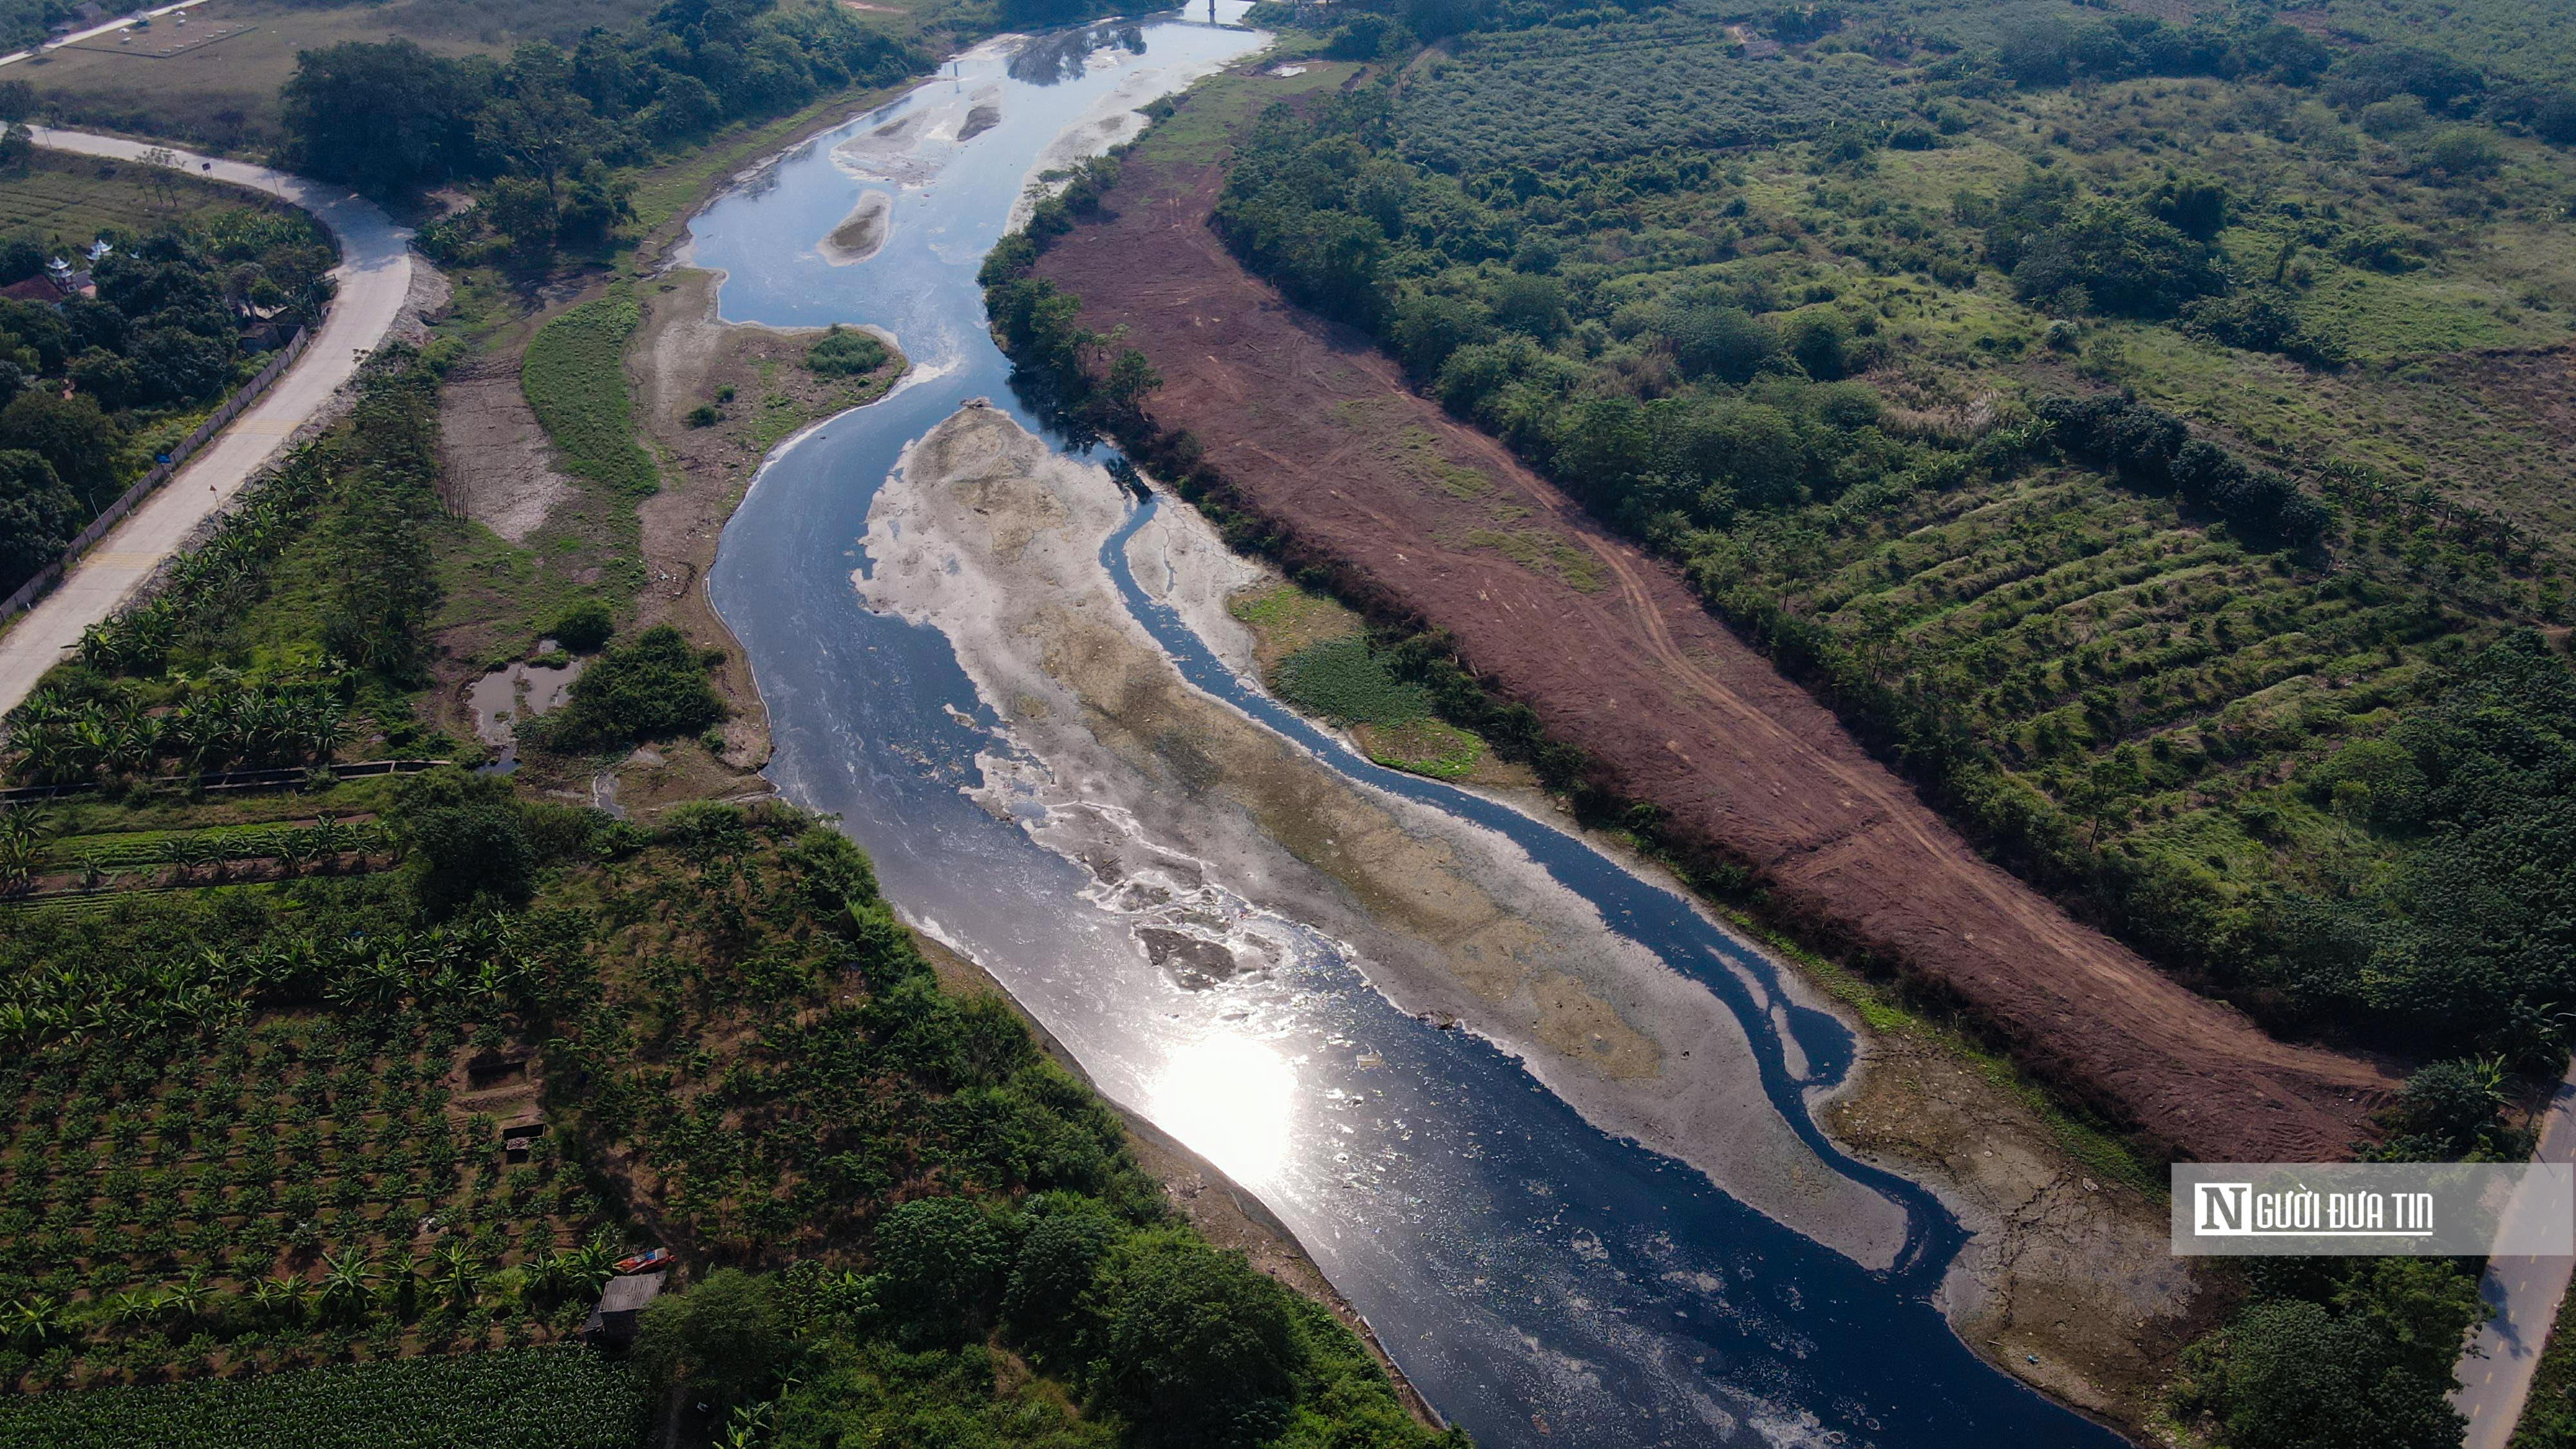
612;1247;672;1275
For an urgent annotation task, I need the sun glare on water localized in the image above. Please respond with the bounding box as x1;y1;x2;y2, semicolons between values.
1148;1035;1298;1187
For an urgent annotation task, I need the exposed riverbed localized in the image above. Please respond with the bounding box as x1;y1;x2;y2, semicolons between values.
699;11;2132;1446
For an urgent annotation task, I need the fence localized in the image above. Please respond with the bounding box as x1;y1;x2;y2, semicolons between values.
0;323;315;623
0;757;448;805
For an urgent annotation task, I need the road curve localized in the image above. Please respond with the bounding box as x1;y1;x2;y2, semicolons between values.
0;129;415;718
2458;1065;2576;1449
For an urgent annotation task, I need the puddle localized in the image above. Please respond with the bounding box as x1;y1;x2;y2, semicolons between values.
468;648;587;773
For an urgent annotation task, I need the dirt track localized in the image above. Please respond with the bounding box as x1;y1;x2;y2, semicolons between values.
1030;117;2394;1164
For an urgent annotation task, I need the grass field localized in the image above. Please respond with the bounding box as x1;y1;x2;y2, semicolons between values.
11;0;661;152
0;149;283;248
518;299;657;498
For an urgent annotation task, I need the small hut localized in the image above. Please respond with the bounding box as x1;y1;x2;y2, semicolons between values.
583;1271;666;1350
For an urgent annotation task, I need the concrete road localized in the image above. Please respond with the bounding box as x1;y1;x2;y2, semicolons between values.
0;129;415;719
2458;1064;2576;1449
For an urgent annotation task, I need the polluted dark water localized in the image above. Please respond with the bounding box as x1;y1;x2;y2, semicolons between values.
700;13;2130;1446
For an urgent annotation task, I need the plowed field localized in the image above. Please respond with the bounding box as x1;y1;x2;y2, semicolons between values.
1027;73;2394;1162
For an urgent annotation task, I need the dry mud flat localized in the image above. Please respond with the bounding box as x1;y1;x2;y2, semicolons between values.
858;402;1912;1271
1028;123;2394;1167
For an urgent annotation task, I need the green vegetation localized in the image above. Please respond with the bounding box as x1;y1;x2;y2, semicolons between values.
533;624;726;753
1196;12;2576;1064
0;884;623;1385
0;757;1452;1442
287;0;918;258
2169;1258;2485;1449
1253;622;1491;780
0;190;334;601
985;10;2576;1441
517;299;656;497
5;356;450;801
548;600;614;654
0;1346;643;1448
804;323;888;377
1272;637;1432;728
0;148;273;249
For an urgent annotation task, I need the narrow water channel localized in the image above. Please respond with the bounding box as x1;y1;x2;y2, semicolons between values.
701;14;2130;1446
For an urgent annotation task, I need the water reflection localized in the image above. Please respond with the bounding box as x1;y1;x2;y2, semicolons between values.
1150;1034;1298;1186
1009;21;1147;84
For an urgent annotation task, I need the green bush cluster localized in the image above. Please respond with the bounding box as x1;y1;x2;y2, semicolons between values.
533;624;726;754
1272;637;1432;726
804;325;889;378
2168;1257;2483;1449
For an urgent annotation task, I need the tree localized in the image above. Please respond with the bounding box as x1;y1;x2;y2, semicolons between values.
0;448;78;596
2383;1058;2507;1158
871;1195;1010;1340
1099;348;1161;416
2011;200;2222;319
281;41;484;194
475;45;604;203
0;391;118;511
1661;305;1777;383
634;1269;790;1412
2184;1259;2481;1449
1002;1199;1121;1357
400;769;534;915
485;176;561;255
1083;1230;1305;1447
544;624;727;752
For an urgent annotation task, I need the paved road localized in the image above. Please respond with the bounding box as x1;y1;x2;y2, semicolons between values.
2458;1064;2576;1449
0;129;415;719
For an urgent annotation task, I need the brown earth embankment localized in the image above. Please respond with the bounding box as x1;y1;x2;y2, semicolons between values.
1027;113;2393;1164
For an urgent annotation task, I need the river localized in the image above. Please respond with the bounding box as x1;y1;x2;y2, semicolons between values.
698;12;2129;1446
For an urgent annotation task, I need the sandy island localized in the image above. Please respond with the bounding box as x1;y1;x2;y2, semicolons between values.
818;189;895;265
855;402;1915;1272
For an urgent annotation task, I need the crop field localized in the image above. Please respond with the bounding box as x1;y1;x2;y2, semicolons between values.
0;995;607;1390
1401;24;1908;172
0;1345;643;1448
11;0;661;151
0;152;277;250
1712;456;2503;927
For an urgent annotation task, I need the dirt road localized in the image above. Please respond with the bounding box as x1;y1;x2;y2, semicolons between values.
1029;98;2392;1162
0;129;416;719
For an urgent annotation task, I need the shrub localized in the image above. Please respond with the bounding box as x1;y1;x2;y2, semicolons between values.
551;600;613;654
1273;638;1430;726
804;325;887;378
1083;1231;1304;1447
632;1269;787;1412
399;769;535;915
871;1197;1010;1340
540;625;726;753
